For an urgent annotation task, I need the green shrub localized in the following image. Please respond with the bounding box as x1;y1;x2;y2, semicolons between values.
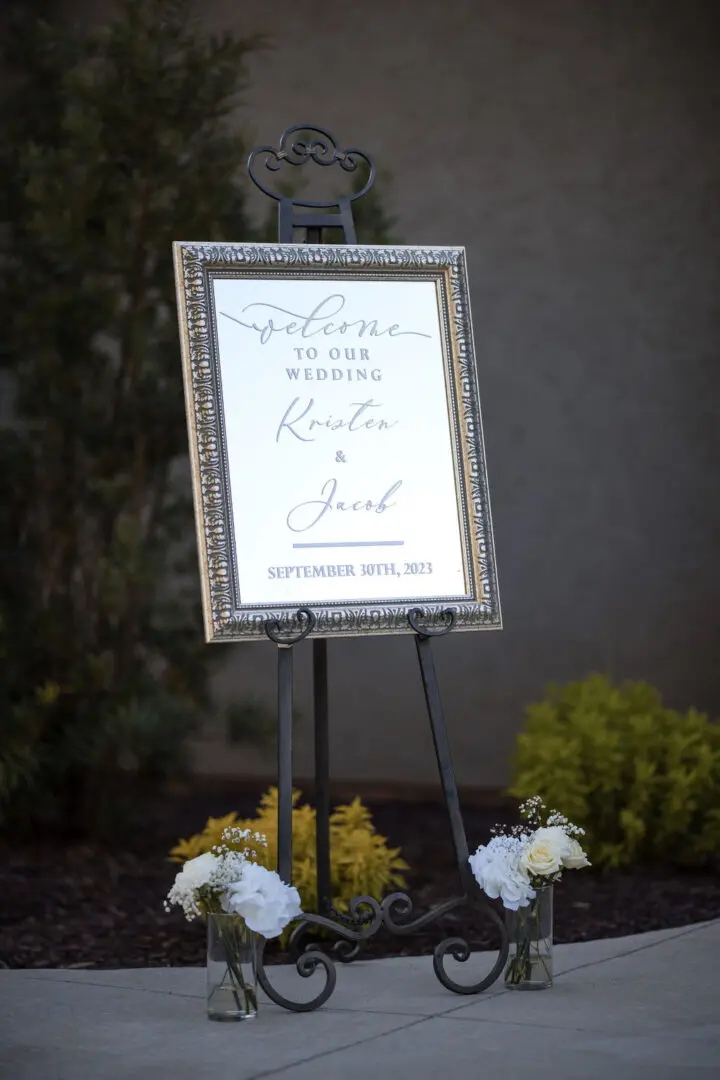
509;675;720;868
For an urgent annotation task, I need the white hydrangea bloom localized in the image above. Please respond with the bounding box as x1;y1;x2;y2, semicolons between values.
469;835;535;910
165;844;302;935
225;863;303;938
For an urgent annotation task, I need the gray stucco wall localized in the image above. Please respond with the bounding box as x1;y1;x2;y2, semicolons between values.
67;0;720;787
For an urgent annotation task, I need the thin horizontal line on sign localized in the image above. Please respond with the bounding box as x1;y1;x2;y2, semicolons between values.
292;541;405;549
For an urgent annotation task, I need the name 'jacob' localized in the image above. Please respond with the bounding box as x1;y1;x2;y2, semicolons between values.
286;477;402;533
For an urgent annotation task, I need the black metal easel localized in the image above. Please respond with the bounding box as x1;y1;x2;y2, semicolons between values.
247;125;508;1011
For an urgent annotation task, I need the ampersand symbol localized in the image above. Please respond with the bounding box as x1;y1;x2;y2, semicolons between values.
335;451;346;463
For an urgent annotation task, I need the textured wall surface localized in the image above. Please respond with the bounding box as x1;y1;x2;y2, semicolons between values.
67;0;720;786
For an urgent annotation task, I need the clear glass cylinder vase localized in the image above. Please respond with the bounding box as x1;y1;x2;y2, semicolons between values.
504;884;553;989
206;913;258;1021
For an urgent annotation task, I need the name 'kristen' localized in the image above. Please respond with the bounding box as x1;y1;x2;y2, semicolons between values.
276;398;398;443
220;293;431;345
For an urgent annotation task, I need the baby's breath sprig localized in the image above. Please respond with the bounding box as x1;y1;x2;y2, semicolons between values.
488;797;585;845
211;827;269;862
546;810;585;836
516;797;585;836
490;822;530;840
518;796;545;827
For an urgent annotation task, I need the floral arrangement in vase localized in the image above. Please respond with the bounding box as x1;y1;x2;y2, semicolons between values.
165;826;302;1020
469;797;590;989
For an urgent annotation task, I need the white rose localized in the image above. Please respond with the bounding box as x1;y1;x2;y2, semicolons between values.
166;852;220;920
224;863;303;939
562;837;591;870
520;826;570;877
177;852;218;889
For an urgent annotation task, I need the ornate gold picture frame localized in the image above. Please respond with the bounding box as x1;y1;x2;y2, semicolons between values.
173;242;501;640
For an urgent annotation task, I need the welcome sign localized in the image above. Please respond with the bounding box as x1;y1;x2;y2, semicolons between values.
173;243;501;640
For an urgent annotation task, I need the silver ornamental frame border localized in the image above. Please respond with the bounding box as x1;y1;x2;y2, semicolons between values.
173;241;502;642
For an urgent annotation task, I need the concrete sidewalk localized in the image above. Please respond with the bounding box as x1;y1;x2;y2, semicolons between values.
1;921;717;1080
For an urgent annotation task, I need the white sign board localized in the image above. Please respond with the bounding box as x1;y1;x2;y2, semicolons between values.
174;243;501;640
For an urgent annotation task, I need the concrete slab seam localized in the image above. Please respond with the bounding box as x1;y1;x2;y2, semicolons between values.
244;1015;431;1080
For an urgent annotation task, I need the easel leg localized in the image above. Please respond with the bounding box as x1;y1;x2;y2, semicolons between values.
266;608;316;886
410;611;472;890
277;644;294;884
313;639;332;914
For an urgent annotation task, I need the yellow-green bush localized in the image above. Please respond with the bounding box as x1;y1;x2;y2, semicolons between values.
509;675;720;868
170;788;409;913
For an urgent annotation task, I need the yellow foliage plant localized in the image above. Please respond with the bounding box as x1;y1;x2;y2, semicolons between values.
170;788;409;915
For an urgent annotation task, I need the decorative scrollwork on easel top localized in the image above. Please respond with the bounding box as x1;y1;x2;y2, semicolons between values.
248;123;376;207
265;607;316;646
408;607;457;638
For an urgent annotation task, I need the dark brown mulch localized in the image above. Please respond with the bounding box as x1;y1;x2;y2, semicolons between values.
1;792;719;969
